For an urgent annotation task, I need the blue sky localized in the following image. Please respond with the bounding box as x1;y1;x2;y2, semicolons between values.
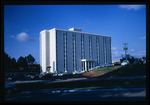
4;5;146;63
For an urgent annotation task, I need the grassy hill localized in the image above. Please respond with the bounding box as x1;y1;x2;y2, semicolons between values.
83;66;122;77
83;64;146;78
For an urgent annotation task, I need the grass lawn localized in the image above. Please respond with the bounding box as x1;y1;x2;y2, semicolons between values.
100;64;146;77
83;65;122;77
93;66;122;74
83;64;146;77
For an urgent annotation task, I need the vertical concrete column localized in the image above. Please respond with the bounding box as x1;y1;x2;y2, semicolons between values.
82;62;84;71
85;61;87;71
87;62;89;71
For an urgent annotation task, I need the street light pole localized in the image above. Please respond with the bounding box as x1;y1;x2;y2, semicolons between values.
123;43;128;60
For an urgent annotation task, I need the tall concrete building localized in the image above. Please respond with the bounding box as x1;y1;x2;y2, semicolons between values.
40;28;112;75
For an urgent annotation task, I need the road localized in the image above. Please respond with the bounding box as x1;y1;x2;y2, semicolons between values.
5;75;146;102
9;75;146;84
5;89;146;102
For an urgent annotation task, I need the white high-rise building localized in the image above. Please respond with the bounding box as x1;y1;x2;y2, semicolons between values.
40;28;112;75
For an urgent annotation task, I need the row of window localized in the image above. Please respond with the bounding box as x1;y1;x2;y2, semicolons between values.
96;36;100;65
56;32;108;72
72;33;76;71
81;34;85;59
103;37;107;64
63;33;67;72
89;36;92;59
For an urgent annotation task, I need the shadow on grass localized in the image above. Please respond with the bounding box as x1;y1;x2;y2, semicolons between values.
99;64;146;78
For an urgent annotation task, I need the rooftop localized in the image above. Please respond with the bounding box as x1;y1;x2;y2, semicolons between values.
42;28;111;37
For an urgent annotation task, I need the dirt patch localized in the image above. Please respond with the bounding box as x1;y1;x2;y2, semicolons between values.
83;66;122;77
83;71;106;77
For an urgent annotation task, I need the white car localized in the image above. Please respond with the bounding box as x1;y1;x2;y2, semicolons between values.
121;60;130;65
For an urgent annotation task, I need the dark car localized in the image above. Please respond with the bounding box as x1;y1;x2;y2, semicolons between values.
39;73;53;79
114;62;121;66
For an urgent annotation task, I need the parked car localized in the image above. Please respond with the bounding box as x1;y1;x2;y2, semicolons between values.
104;64;109;67
39;73;53;78
11;74;26;80
121;60;130;65
108;63;114;66
96;66;101;69
24;74;35;79
57;73;63;76
52;73;58;76
114;62;121;66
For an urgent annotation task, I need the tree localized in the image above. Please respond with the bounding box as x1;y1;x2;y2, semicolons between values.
126;54;132;59
142;57;146;60
11;58;18;70
120;55;135;64
128;56;135;64
17;56;28;69
4;52;19;71
25;54;35;64
4;52;12;71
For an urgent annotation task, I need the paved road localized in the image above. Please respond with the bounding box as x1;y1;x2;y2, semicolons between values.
5;75;146;102
5;89;146;102
9;75;146;85
12;77;87;84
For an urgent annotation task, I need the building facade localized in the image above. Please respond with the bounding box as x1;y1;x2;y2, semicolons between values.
40;28;112;74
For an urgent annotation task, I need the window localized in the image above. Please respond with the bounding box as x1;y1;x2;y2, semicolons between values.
96;36;100;65
63;32;67;72
103;37;106;64
72;33;76;71
81;34;84;59
89;35;92;59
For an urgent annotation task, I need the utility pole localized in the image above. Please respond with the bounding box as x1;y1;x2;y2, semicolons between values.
123;43;128;60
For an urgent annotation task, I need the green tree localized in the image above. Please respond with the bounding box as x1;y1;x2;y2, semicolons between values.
128;56;135;64
17;56;28;69
142;57;146;60
11;58;18;70
4;52;12;71
120;55;135;64
25;54;35;64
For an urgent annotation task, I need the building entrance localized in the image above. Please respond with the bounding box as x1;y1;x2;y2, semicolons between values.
81;59;96;71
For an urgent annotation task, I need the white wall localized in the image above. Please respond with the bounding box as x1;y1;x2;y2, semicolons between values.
49;29;57;73
46;31;50;70
40;30;47;73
